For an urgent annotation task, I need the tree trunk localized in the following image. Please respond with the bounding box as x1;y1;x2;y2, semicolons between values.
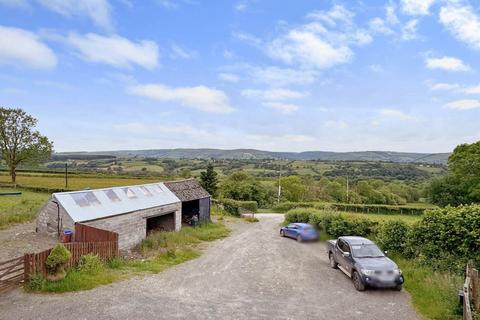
10;166;16;188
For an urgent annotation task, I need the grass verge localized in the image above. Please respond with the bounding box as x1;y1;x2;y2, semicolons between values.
26;222;229;293
395;256;462;320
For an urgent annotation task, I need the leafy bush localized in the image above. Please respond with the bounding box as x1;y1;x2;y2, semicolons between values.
77;254;104;275
284;208;377;238
284;208;313;224
46;244;71;274
376;220;410;254
408;205;480;272
214;199;258;216
25;273;46;291
327;217;378;239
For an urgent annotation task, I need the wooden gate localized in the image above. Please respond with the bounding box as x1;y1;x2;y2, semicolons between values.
0;256;24;294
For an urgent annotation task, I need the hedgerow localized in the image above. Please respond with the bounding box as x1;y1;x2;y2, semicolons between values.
285;205;480;273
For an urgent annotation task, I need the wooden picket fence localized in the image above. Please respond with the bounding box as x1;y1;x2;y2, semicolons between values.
463;263;479;320
74;223;119;242
0;223;119;294
24;241;118;278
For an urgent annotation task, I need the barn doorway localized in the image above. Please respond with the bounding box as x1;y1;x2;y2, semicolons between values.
146;212;175;234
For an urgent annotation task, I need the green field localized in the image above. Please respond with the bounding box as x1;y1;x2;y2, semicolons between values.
0;188;50;229
0;172;160;191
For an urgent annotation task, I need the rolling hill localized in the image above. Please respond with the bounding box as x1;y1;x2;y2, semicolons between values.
54;148;450;164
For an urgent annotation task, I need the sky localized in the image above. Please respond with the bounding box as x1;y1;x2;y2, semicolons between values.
0;0;479;153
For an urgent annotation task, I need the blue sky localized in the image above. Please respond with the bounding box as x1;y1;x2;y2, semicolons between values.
0;0;479;153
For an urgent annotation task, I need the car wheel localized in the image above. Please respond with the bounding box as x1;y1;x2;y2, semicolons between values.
394;284;402;291
329;253;338;269
352;271;366;291
296;235;303;242
280;230;285;237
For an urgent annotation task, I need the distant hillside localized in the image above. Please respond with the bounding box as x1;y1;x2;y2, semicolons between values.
55;148;451;164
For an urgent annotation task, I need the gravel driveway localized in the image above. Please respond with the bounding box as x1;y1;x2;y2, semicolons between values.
0;214;418;320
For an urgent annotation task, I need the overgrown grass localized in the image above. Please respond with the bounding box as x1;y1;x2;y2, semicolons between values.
0;188;49;229
244;217;259;223
140;222;230;254
396;257;463;320
27;223;230;293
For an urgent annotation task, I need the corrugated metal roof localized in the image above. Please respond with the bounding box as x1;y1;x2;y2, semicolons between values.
164;179;210;202
53;182;181;222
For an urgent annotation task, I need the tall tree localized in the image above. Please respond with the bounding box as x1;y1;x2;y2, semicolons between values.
0;108;53;185
426;140;480;206
200;163;218;197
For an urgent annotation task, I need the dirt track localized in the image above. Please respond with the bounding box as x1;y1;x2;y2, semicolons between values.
0;214;418;320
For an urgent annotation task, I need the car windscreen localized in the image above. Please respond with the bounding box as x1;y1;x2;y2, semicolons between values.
351;244;384;258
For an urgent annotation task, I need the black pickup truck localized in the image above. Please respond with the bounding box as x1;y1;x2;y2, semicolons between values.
327;236;404;291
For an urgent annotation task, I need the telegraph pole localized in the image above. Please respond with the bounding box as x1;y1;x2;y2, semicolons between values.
65;163;68;189
346;175;349;204
277;165;282;203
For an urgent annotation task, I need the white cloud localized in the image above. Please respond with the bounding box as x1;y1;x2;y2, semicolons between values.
234;2;246;12
445;99;480;110
370;3;419;41
425;56;470;72
369;64;384;72
400;0;435;16
170;44;196;59
369;17;394;35
67;33;159;69
241;88;307;101
266;5;371;69
233;31;262;46
114;122;212;138
323;120;347;129
380;108;417;121
128;83;235;113
463;84;480;95
262;102;299;114
218;73;240;83
247;134;314;143
38;0;113;31
429;82;459;91
439;2;480;49
251;66;317;86
157;0;178;9
401;19;419;40
0;26;57;69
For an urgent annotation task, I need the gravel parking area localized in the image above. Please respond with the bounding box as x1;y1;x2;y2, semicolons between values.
0;214;418;320
0;222;57;261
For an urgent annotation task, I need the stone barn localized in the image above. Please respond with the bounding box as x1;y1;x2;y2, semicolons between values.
36;182;182;250
164;179;211;224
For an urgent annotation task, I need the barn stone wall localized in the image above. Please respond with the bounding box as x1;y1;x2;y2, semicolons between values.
84;202;182;250
36;199;75;236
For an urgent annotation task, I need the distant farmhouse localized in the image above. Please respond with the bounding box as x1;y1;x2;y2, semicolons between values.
36;179;211;250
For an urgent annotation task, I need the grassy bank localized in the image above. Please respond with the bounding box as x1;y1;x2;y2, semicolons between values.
0;188;49;229
396;257;462;320
26;222;230;293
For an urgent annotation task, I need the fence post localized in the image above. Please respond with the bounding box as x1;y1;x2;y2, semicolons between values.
471;268;479;310
23;253;31;281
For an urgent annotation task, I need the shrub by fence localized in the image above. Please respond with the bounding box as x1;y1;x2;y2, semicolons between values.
213;199;258;216
24;241;118;278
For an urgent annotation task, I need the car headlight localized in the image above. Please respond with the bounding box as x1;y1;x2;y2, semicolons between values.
361;269;376;276
394;268;402;275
